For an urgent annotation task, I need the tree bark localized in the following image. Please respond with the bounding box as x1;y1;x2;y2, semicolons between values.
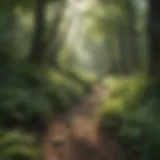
125;0;141;73
29;0;45;64
141;0;160;98
44;2;65;66
148;0;160;77
117;25;129;74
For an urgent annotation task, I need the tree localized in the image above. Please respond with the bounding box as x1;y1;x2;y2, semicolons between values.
124;0;141;72
28;0;65;65
29;0;46;64
149;0;160;77
44;1;65;66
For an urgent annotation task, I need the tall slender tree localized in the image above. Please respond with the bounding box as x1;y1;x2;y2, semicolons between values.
149;0;160;78
29;0;45;64
125;0;141;72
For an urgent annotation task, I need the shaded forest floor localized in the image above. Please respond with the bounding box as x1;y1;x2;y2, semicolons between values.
1;71;159;160
41;75;147;160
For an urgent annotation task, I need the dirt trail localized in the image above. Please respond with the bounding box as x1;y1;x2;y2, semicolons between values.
41;84;126;160
68;84;107;145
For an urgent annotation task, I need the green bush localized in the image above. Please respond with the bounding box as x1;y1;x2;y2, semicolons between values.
101;75;147;113
101;76;160;160
0;56;88;160
0;130;39;160
120;100;160;160
0;58;84;130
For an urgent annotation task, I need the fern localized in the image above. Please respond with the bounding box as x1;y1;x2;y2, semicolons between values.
0;130;39;160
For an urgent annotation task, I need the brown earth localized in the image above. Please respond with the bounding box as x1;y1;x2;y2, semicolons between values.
41;84;126;160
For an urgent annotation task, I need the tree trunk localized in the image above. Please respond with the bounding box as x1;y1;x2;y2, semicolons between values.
44;2;65;67
148;0;160;77
125;0;141;73
117;25;129;75
29;0;45;64
141;0;160;98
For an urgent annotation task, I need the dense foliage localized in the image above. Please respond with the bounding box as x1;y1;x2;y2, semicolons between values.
0;0;160;160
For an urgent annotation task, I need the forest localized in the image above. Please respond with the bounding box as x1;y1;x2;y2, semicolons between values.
0;0;160;160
